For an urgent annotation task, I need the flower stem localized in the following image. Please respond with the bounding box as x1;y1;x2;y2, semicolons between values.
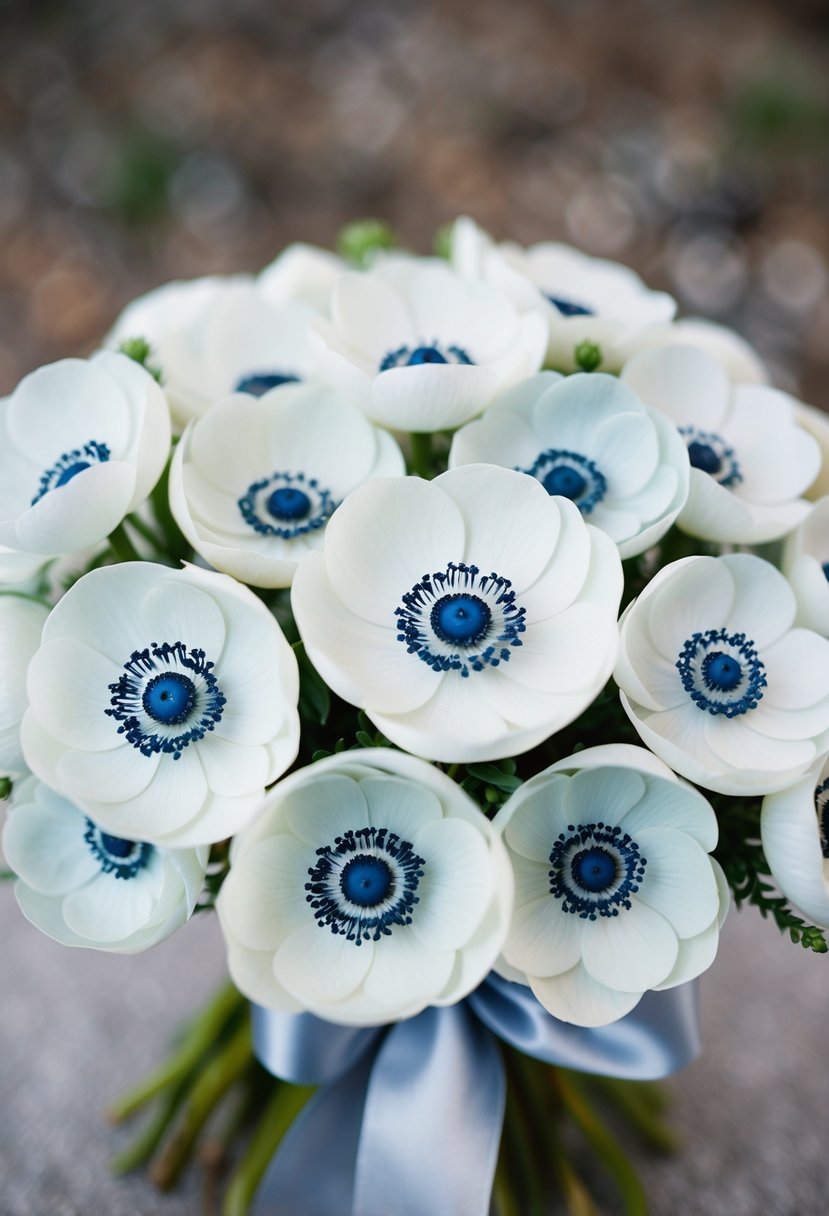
110;1075;192;1175
587;1076;677;1153
221;1081;316;1216
409;431;434;479
126;511;171;558
108;983;245;1123
107;520;142;564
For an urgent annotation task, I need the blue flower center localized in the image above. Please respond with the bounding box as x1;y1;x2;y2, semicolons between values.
106;640;226;759
238;471;335;540
822;562;829;583
306;825;425;944
396;561;526;678
544;294;594;318
142;672;196;725
677;628;766;717
340;855;393;907
518;448;607;514
267;486;312;522
549;822;646;919
431;594;491;645
234;372;301;396
379;341;474;373
815;777;829;861
32;440;111;505
678;428;742;488
84;819;153;880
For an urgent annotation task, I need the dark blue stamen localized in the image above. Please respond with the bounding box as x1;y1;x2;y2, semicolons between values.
106;640;226;759
519;448;607;514
396;561;526;678
234;372;301;396
549;822;647;920
84;819;153;880
306;825;425;944
379;341;474;373
815;778;829;861
32;440;111;505
679;427;742;488
677;628;766;717
238;470;335;539
545;294;594;318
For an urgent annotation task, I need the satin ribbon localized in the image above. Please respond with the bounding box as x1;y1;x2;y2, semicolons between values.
251;974;700;1216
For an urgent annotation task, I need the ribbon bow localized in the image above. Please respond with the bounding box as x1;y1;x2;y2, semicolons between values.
251;974;699;1216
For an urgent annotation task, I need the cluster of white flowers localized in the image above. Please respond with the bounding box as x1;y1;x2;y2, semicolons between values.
3;216;829;1031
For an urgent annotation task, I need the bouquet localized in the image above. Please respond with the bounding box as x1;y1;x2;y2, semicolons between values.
3;215;829;1215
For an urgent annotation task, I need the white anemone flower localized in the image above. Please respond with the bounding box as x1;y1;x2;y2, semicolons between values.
618;317;768;384
107;272;329;427
307;258;548;432
493;745;727;1027
615;553;829;796
795;402;829;502
0;594;49;780
0;353;170;561
291;465;622;763
217;748;513;1026
3;779;208;952
783;497;829;636
21;562;300;847
449;371;689;559
449;216;675;372
257;241;347;314
621;345;820;543
169;384;405;589
761;755;829;929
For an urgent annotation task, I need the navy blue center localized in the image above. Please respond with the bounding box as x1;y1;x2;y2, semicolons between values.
687;441;722;476
545;294;594;317
406;346;448;366
99;832;137;859
822;562;829;583
267;486;312;521
55;460;91;487
142;672;196;724
234;372;301;396
430;594;491;645
340;855;394;907
543;465;588;500
571;847;618;893
703;651;742;691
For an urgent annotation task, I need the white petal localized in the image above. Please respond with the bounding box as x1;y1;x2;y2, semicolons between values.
645;557;735;662
704;714;815;775
81;748;206;841
370;672;509;763
565;765;648;828
57;741;160;804
500;776;575;860
634;827;719;937
26;637;123;752
62;870;157;943
530;963;643;1028
762;773;829;927
282;773;369;845
621;346;730;431
759;629;829;709
409;817;492;951
581;900;678;990
10;462;135;555
8;358;132;463
619;779;717;852
331;272;414;359
361;775;443;839
720;554;795;647
369;362;500;431
197;734;270;797
504;889;583;978
2;796;98;895
140;579;227;657
218;835;313;951
363;924;456;1012
274;921;374;1004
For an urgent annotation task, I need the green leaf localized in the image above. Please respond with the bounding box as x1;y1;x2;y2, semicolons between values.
465;762;522;793
337;220;398;267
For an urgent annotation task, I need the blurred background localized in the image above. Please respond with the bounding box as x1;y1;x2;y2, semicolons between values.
2;0;829;1212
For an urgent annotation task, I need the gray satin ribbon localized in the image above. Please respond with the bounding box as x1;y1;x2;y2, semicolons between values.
251;974;700;1216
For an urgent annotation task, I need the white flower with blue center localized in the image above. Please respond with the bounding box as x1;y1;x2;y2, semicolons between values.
449;216;676;372
2;779;208;952
0;353;170;562
761;755;829;929
783;497;829;637
217;749;513;1025
493;745;728;1028
308;257;548;432
615;554;829;796
291;465;622;763
169;383;405;588
0;594;49;780
621;345;820;544
20;562;300;847
449;371;689;559
107;269;332;428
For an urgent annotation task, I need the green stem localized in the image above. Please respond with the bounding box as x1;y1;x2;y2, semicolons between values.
502;1054;547;1216
107;520;142;564
555;1072;648;1216
150;1014;254;1190
110;1076;192;1175
126;511;171;557
587;1076;677;1153
150;451;189;561
492;1155;522;1216
200;1070;271;1171
409;431;434;479
108;983;245;1123
221;1081;316;1216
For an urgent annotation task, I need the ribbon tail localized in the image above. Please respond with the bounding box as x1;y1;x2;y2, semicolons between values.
252;1003;383;1086
352;1004;505;1216
251;1051;375;1216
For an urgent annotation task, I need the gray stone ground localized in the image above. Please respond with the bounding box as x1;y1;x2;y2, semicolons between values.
1;888;827;1216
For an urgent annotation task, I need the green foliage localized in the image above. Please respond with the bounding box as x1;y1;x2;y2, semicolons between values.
0;777;12;801
294;642;331;727
574;341;602;373
105;127;178;225
459;759;521;812
118;337;162;383
337;219;398;267
714;796;828;954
